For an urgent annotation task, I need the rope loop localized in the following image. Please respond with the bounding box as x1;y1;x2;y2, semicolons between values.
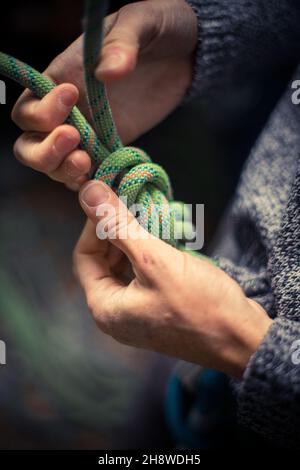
0;0;217;262
94;145;178;242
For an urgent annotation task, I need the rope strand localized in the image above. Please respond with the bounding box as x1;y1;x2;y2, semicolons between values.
0;0;210;256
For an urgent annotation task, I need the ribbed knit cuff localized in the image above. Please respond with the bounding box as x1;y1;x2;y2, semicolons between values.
185;0;300;99
185;0;236;98
238;317;300;449
216;256;275;316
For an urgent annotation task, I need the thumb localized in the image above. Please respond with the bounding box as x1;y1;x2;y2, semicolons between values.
79;180;153;261
96;4;159;81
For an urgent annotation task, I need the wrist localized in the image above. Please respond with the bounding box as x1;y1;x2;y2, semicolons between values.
228;300;273;378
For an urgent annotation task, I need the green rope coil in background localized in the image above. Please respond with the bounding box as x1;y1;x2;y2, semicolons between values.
0;0;209;256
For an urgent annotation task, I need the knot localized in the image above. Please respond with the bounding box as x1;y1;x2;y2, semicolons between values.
94;146;172;204
93;146;181;243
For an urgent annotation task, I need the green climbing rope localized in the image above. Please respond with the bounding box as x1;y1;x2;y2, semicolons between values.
0;0;210;258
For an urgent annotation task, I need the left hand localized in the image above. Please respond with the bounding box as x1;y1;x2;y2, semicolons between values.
12;0;197;191
74;180;273;378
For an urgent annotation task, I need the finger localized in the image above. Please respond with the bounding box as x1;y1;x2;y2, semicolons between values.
78;180;166;267
73;220;124;313
65;177;89;192
13;124;80;173
96;3;159;81
50;149;91;184
74;220;149;341
12;83;78;132
74;219;109;288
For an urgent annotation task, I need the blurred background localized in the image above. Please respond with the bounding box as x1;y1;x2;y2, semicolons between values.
0;0;293;450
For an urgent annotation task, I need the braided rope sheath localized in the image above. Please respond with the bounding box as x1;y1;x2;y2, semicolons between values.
0;0;211;257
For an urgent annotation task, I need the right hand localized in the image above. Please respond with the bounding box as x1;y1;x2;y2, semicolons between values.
12;0;198;190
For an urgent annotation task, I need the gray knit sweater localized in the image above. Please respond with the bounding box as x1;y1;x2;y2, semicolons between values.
186;0;300;449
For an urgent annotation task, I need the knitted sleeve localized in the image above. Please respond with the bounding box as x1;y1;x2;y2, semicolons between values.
216;255;300;448
237;318;300;449
185;0;300;97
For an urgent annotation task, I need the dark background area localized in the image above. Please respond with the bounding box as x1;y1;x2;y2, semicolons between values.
0;0;293;450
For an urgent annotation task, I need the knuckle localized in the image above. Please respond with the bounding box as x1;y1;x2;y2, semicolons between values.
13;137;24;163
135;242;166;280
24;140;52;173
71;256;79;282
119;1;151;18
96;316;111;336
136;248;157;272
48;171;63;184
117;2;158;43
114;207;134;236
24;103;40;128
32;150;50;172
11;94;29;126
86;291;98;317
13;133;45;171
87;293;111;334
29;107;53;131
33;158;46;172
11;103;21;125
118;3;134;18
72;246;80;269
97;205;130;240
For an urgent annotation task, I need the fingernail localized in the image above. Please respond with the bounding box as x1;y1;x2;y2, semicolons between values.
98;50;126;72
59;89;76;108
54;134;77;154
80;181;110;207
66;158;84;178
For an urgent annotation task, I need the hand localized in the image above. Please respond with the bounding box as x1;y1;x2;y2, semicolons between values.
74;180;273;378
11;0;198;190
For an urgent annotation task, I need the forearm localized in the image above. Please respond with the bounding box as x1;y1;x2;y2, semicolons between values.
215;253;300;447
186;0;300;97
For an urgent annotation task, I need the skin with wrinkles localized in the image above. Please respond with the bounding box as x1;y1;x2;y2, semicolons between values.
0;0;272;378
